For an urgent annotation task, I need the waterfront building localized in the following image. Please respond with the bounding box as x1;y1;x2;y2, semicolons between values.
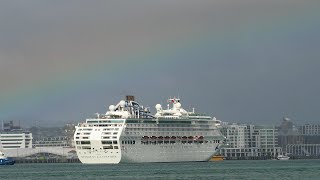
29;125;75;148
282;123;320;156
220;124;281;158
300;124;320;135
221;124;247;148
254;125;281;157
0;131;33;149
286;144;320;156
299;124;320;145
64;123;76;147
1;120;22;131
33;136;69;147
277;118;303;153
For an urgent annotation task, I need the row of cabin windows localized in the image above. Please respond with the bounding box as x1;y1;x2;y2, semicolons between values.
97;124;122;127
77;127;119;132
126;132;209;136
126;126;210;131
75;130;118;136
141;140;205;145
75;140;118;145
76;132;91;135
101;140;118;145
127;124;200;127
140;140;220;145
76;141;91;145
103;145;119;149
101;136;117;139
77;128;92;131
125;128;211;132
102;132;118;135
88;123;122;126
76;134;118;140
103;128;119;131
125;128;212;132
87;123;122;127
75;136;89;139
76;145;119;150
121;140;136;145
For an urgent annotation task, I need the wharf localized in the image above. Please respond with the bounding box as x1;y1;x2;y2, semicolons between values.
15;158;80;163
224;155;320;160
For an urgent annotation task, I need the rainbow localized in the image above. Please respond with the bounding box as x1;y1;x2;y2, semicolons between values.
1;2;319;122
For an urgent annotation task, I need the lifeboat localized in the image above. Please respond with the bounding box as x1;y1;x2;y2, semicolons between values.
150;136;157;139
141;136;149;143
157;136;164;143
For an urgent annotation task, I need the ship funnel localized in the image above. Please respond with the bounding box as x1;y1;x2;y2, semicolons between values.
126;95;135;101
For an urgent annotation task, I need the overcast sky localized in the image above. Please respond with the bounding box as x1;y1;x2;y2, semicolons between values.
1;0;320;127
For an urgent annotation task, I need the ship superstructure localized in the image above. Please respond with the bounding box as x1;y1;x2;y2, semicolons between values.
74;96;225;164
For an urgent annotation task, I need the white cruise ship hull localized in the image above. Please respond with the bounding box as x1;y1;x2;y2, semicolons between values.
77;144;218;164
75;119;222;164
74;97;224;164
120;144;218;163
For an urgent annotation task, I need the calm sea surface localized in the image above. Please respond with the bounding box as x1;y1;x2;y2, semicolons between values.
1;160;320;180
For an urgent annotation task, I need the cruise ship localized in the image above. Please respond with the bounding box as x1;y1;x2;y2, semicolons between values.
74;96;225;164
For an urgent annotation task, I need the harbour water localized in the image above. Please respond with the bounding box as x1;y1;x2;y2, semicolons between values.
1;160;320;180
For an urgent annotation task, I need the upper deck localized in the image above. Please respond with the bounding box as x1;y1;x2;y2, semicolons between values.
76;96;221;127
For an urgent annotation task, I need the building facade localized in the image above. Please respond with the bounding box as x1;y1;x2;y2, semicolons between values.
220;124;281;158
0;132;33;149
282;123;320;156
33;136;69;148
300;124;320;135
286;144;320;156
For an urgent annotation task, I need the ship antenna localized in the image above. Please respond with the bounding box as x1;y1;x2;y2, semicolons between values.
177;88;180;99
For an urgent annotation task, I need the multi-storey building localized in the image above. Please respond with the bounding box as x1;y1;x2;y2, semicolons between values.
29;125;75;148
64;123;76;147
254;126;281;156
0;131;33;149
220;124;281;158
286;144;320;156
221;124;246;148
284;123;320;156
33;136;68;147
277;118;303;153
1;120;21;131
300;124;320;135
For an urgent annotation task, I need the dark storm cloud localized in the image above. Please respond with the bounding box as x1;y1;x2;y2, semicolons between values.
0;0;319;126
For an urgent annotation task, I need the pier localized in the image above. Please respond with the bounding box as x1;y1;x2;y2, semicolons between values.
15;158;80;163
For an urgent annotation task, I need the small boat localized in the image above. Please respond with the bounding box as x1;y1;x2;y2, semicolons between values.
0;151;15;165
277;154;290;160
211;155;225;161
